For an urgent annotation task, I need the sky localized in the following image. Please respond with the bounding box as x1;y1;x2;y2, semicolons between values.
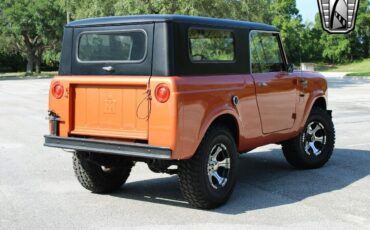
296;0;319;23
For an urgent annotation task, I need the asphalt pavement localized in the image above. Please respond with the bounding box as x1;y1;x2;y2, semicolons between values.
1;75;370;229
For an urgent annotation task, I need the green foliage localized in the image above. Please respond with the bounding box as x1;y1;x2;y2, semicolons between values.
0;0;65;73
66;0;116;19
0;53;26;72
320;34;350;63
113;0;273;22
43;50;61;69
61;0;271;22
270;0;303;63
318;58;370;72
355;0;370;57
298;22;323;62
238;0;273;22
345;72;370;76
0;0;64;45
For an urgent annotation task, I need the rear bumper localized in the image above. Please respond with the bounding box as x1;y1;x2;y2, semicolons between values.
44;135;171;160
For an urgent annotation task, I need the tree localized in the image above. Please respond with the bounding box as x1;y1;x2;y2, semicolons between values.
270;0;303;63
298;21;323;62
320;34;351;63
67;0;117;19
0;0;65;73
114;0;272;22
0;34;26;72
355;0;370;58
57;0;274;28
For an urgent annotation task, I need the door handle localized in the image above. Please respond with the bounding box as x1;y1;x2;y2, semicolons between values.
102;66;114;72
299;79;308;97
300;79;308;87
258;82;268;87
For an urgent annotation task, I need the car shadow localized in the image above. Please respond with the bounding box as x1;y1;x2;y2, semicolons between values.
110;148;370;214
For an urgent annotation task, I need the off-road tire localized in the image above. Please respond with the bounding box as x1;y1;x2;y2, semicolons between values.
282;107;335;169
73;152;134;193
178;125;238;209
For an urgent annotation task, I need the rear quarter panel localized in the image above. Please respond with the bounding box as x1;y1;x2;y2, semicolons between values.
163;75;260;159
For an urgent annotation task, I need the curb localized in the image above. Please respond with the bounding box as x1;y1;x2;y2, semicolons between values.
0;76;53;81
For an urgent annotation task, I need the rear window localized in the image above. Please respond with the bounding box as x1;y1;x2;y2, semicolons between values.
188;28;235;62
77;30;147;63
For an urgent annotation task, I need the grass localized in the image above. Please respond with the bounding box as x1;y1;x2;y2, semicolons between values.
315;58;370;77
0;71;57;79
345;72;370;77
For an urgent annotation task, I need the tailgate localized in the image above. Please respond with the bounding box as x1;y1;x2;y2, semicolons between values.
71;84;149;139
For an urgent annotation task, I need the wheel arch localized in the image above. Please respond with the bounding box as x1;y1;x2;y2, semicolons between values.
200;113;240;150
312;97;327;110
300;95;328;133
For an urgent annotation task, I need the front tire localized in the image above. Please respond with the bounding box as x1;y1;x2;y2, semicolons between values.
178;125;238;209
282;107;335;169
73;152;134;193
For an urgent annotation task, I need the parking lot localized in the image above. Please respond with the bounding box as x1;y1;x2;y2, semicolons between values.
1;76;370;229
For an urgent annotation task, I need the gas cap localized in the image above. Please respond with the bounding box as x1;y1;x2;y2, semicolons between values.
232;96;239;106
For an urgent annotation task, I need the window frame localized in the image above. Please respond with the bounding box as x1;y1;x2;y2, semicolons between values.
76;29;148;64
187;27;237;64
249;30;288;74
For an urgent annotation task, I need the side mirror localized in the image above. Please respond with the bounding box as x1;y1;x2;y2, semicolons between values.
287;63;294;73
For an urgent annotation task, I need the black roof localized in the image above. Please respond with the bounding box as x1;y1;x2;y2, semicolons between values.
66;14;279;31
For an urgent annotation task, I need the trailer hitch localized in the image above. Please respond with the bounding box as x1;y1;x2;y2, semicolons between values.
46;111;60;136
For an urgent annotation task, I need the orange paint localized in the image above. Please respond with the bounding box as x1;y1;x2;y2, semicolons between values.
48;72;327;160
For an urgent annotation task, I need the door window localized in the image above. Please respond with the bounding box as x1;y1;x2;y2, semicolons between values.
250;32;285;73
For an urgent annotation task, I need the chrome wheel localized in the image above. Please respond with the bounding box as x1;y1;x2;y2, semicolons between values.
302;121;327;156
207;143;231;189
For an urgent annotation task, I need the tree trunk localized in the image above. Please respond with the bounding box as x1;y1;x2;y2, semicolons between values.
35;49;44;74
35;60;41;74
363;39;369;58
23;34;36;74
26;52;34;74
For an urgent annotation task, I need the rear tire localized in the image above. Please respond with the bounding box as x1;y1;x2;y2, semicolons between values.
73;152;134;193
282;107;335;169
178;125;238;209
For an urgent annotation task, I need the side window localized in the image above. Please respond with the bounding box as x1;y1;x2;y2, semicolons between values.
250;31;285;73
188;28;235;62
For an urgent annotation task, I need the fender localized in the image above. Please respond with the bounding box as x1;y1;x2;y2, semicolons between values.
179;103;242;160
198;106;241;148
299;92;327;133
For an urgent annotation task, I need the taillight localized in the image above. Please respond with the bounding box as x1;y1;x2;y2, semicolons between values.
155;84;170;103
51;81;64;99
